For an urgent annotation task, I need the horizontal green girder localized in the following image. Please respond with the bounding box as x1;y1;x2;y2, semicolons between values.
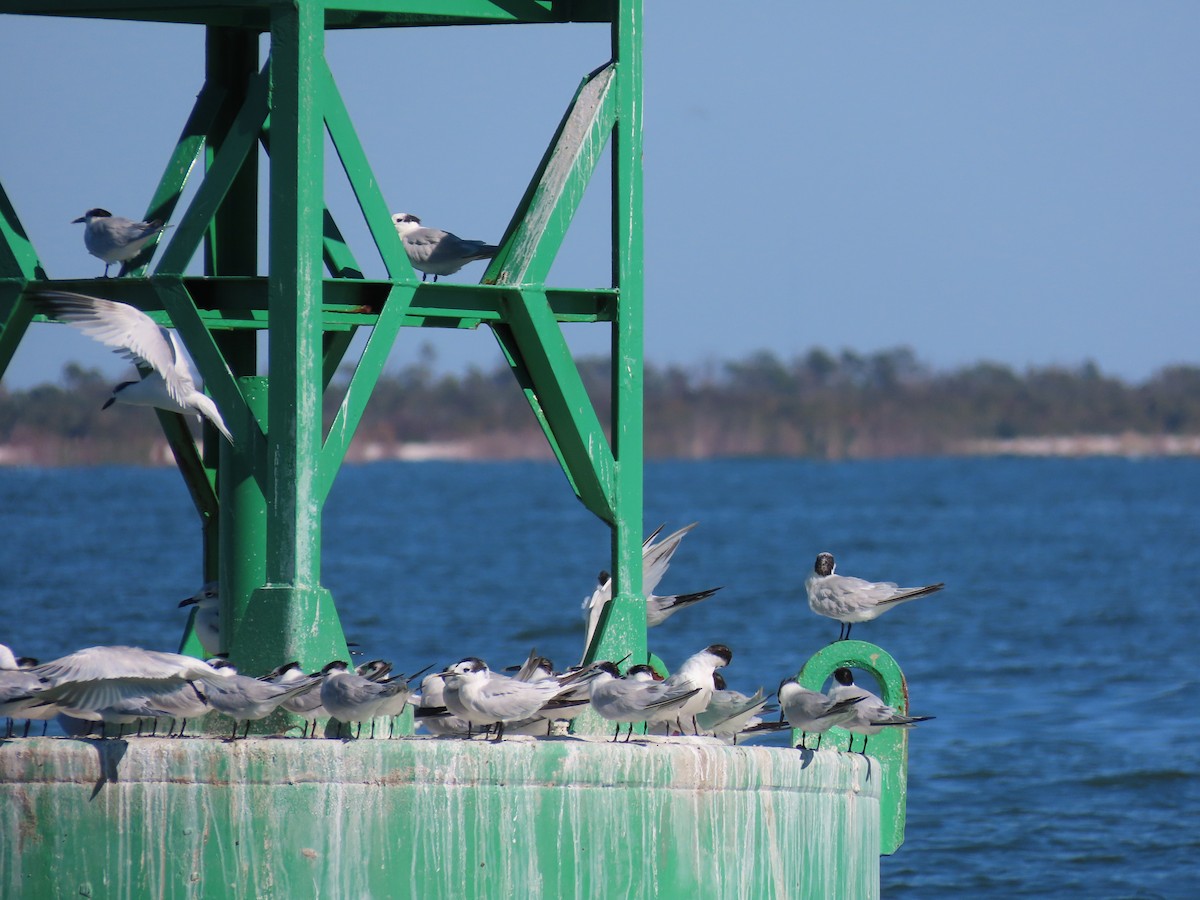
9;278;617;332
0;1;611;29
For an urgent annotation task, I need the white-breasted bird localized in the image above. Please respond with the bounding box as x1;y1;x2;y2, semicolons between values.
582;523;721;655
825;667;934;753
777;676;866;749
588;661;701;742
695;672;773;743
658;644;733;735
199;659;321;739
31;291;233;442
265;662;327;737
439;657;580;741
805;552;944;641
391;212;498;282
178;582;221;656
319;660;413;739
73;207;166;277
414;670;471;737
0;644;50;736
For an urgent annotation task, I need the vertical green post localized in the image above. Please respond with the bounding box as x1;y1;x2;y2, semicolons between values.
583;0;645;675
233;0;347;677
206;25;260;589
219;376;268;655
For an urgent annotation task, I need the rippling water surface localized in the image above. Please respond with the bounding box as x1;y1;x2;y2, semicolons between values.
1;457;1196;897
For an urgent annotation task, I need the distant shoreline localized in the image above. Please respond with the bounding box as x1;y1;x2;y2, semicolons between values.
3;432;1198;467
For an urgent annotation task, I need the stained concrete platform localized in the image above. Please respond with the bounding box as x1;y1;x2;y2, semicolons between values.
0;735;881;899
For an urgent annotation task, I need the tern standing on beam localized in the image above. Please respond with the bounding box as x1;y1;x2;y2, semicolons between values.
72;208;166;277
806;552;945;641
391;212;498;281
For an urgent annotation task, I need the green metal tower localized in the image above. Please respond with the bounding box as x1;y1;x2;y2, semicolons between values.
0;10;915;893
0;1;647;702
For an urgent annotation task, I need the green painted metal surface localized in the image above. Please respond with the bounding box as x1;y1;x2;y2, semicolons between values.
795;640;916;855
0;0;648;680
0;2;911;892
0;737;882;899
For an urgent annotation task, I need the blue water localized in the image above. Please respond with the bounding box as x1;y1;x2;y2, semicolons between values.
1;457;1197;897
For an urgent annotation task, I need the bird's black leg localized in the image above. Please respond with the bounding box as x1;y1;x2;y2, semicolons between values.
493;722;505;742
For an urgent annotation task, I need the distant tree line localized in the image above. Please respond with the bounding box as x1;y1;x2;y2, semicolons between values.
2;347;1198;464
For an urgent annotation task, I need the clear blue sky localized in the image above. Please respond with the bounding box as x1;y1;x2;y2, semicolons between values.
1;1;1196;390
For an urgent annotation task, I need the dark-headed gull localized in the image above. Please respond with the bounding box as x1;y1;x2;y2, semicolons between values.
805;552;944;641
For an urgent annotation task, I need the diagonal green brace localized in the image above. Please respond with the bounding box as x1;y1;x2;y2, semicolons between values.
321;60;415;282
0;179;44;379
320;284;418;497
123;78;230;277
491;322;584;501
156;63;271;277
487;62;616;286
503;287;615;523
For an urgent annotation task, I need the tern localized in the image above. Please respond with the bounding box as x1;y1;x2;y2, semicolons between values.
199;660;321;739
695;673;773;743
414;671;471;737
24;644;222;738
826;667;934;753
805;552;945;640
178;581;221;656
391;213;498;282
72;208;166;277
777;677;866;749
659;644;733;735
319;660;412;739
265;662;327;737
439;657;582;741
582;523;721;655
0;645;50;736
31;291;233;442
588;661;701;742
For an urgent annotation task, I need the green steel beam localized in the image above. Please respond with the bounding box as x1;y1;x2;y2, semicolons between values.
486;63;616;286
491;322;585;500
18;279;616;330
156;63;270;278
594;0;645;669
320;285;417;497
122;79;227;278
259;116;367;279
503;287;615;523
0;1;612;28
0;180;44;380
321;61;415;283
231;0;348;682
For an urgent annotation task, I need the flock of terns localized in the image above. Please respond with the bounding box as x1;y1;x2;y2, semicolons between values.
3;207;947;753
2;523;942;752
